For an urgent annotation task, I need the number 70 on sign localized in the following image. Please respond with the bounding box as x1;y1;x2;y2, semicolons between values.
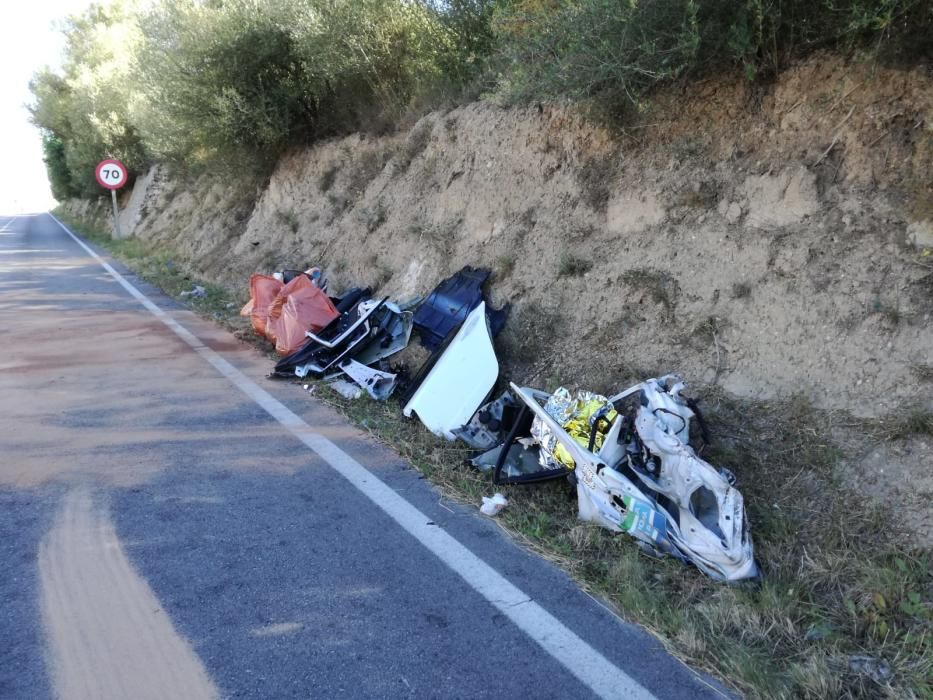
95;159;128;190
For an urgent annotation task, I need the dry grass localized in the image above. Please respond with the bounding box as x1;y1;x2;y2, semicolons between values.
361;201;387;233
496;253;516;280
731;281;753;300
407;217;462;258
276;209;300;234
869;409;933;441
619;267;681;317
63;209;933;699
55;210;248;331
315;385;933;699
318;165;339;193
364;254;393;292
910;364;933;383
393;119;433;175
346;146;392;198
495;300;564;380
558;253;593;277
575;153;616;212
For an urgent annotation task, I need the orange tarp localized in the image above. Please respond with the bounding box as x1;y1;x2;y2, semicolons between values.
240;274;339;355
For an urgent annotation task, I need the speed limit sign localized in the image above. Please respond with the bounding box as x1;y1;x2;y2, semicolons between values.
95;159;128;190
96;159;129;237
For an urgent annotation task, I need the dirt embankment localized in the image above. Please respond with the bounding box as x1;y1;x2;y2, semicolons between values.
70;55;932;419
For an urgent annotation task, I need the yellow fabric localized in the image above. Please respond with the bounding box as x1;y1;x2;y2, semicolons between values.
552;398;617;470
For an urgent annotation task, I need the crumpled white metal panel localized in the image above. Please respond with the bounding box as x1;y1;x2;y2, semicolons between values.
404;302;498;440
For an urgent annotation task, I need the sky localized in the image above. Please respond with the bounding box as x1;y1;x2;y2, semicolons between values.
0;0;92;214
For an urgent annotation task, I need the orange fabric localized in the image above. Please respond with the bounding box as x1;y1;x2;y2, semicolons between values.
274;283;340;355
240;274;284;336
241;273;339;354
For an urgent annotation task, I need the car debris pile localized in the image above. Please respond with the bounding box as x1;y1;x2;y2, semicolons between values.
240;268;339;356
243;266;508;404
511;379;756;581
466;378;757;581
243;265;758;581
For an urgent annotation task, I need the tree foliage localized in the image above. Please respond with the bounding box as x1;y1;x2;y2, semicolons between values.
40;131;78;201
30;0;929;200
30;1;146;198
132;1;316;165
292;0;458;133
491;0;932;110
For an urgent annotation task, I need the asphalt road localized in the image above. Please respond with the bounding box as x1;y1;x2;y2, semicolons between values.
0;213;731;700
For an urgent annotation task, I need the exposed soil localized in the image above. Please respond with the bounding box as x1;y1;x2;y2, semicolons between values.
66;53;933;540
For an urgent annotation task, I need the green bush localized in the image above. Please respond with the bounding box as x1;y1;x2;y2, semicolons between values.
40;132;79;201
133;0;314;165
705;0;933;79
31;0;472;189
132;0;465;164
426;0;502;92
491;0;932;111
493;0;700;107
29;1;147;198
295;0;457;130
29;0;930;200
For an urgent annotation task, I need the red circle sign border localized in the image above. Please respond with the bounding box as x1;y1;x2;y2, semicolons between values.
95;159;128;190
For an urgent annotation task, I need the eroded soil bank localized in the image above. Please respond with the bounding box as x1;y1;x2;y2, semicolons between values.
64;53;932;533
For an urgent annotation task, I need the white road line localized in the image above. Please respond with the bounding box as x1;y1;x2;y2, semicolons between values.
49;213;655;700
39;488;219;700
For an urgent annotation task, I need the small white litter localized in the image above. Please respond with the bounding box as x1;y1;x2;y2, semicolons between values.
180;285;207;299
329;379;362;400
480;493;508;516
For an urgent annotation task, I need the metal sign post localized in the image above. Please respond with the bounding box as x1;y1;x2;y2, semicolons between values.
111;189;121;238
95;159;128;237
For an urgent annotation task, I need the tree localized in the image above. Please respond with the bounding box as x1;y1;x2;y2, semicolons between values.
29;1;147;198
